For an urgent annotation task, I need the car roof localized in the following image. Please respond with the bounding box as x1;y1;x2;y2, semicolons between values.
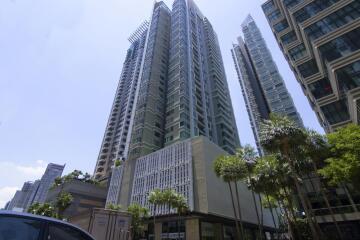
0;210;95;239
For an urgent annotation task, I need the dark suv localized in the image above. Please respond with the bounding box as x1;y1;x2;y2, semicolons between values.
0;210;95;240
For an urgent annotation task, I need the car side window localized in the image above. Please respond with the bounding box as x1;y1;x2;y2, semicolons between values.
0;216;42;240
47;224;92;240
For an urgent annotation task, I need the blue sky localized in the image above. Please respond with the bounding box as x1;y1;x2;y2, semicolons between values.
0;0;323;207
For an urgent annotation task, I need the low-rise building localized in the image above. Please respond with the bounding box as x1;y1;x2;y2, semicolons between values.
46;180;107;221
118;136;276;239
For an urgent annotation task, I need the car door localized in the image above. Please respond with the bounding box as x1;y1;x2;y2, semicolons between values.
45;223;94;240
0;215;45;240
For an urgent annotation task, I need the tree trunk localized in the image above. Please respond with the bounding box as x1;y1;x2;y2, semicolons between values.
283;187;296;223
258;194;264;239
279;198;295;240
310;163;343;240
250;189;262;239
234;181;245;239
281;140;321;240
228;182;241;240
293;175;320;240
247;169;262;240
342;183;358;212
265;195;278;239
153;204;157;238
177;211;181;240
168;204;171;237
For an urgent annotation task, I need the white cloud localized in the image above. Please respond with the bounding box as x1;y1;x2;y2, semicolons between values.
0;160;46;177
0;186;18;209
36;159;45;165
15;164;46;176
0;160;47;208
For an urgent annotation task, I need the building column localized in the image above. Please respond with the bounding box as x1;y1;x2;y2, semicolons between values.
186;218;200;240
155;222;162;240
214;223;223;240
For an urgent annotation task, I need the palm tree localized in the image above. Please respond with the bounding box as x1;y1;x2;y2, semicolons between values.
172;193;188;240
127;203;149;239
148;189;164;237
240;145;263;239
259;114;322;240
304;130;343;240
162;188;178;236
214;154;246;240
251;154;296;239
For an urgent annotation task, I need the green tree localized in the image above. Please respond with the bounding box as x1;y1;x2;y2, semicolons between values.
114;159;122;167
251;154;295;239
28;202;57;218
161;188;178;236
53;177;63;188
259;114;322;240
127;203;149;239
240;145;263;239
28;192;73;220
214;154;247;239
304;130;343;240
148;188;164;233
106;203;123;211
172;193;188;239
55;192;73;219
319;124;360;190
51;170;99;188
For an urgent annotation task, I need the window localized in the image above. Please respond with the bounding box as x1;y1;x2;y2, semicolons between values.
262;0;276;14
304;1;360;40
308;77;333;99
268;9;282;23
294;0;339;23
283;0;303;9
201;222;215;240
336;60;360;93
0;216;42;240
321;99;350;124
319;27;360;64
298;59;319;78
48;223;92;240
288;43;306;61
280;31;297;45
273;19;289;33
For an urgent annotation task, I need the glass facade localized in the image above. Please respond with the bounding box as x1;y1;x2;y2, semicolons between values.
283;0;303;9
263;0;360;232
273;19;289;33
336;60;360;93
94;23;149;179
262;0;276;14
298;59;319;78
268;9;282;23
293;0;340;23
321;99;350;124
308;77;333;99
305;1;360;41
288;43;306;61
233;15;303;155
319;27;360;64
280;31;297;45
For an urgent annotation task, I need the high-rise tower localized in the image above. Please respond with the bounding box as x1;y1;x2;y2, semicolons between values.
262;0;360;237
232;15;303;154
95;1;278;237
32;163;64;204
99;0;239;207
94;0;239;180
93;22;149;180
262;0;360;132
